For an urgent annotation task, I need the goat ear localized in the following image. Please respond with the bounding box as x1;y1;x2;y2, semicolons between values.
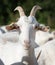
42;27;49;32
6;24;20;31
6;25;12;31
34;25;38;30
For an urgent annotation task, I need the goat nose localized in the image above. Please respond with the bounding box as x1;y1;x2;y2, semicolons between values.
24;40;30;44
23;40;31;49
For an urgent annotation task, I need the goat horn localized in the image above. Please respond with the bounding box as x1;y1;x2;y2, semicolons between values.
30;5;42;16
14;6;25;16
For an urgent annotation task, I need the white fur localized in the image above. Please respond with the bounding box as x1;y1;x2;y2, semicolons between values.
35;39;55;65
0;16;37;65
35;30;54;46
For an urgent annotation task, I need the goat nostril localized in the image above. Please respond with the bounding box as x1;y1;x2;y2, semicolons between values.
23;40;30;49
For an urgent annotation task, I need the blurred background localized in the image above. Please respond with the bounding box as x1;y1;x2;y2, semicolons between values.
0;0;55;29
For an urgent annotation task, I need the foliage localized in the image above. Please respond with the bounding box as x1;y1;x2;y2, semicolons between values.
0;0;55;28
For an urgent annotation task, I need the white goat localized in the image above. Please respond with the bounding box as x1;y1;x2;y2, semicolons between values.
0;6;39;65
34;24;55;46
1;5;53;47
0;5;54;65
0;5;38;43
35;30;54;46
35;39;55;65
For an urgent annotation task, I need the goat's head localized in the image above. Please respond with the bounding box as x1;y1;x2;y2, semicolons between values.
14;6;39;49
7;5;42;31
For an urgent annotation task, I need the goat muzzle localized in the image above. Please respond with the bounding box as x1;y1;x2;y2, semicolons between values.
23;40;31;50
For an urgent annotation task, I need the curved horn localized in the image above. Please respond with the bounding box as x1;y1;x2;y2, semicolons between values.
30;5;42;16
14;6;25;16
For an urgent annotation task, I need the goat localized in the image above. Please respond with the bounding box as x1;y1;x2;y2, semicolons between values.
0;6;39;65
0;5;40;43
35;39;55;65
35;30;54;46
0;5;53;65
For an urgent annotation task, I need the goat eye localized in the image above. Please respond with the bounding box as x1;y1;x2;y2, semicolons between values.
17;26;20;28
33;24;39;30
35;25;38;29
